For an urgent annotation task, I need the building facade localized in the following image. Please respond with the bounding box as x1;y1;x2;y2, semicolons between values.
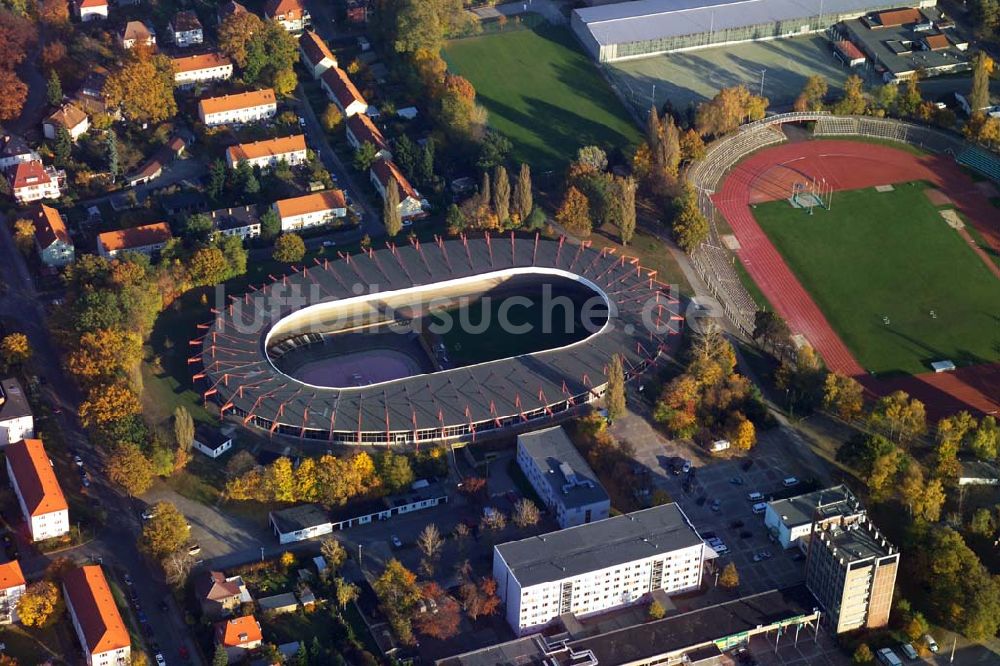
0;561;26;624
209;205;261;240
273;190;347;231
76;0;108;21
0;135;39;171
493;503;706;635
63;566;131;666
198;89;277;127
216;615;263;661
9;161;61;204
370;157;426;219
805;517;899;634
516;426;610;528
764;485;865;550
44;104;90;142
120;21;156;50
169;10;203;47
345;113;390;157
320;67;368;117
226;135;307;170
265;0;310;32
31;204;75;267
97;222;173;259
0;378;34;446
6;438;69;542
299;31;337;78
173;53;234;88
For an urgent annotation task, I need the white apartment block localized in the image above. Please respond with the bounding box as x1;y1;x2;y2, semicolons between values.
273;190;347;231
0;377;33;446
516;426;610;529
173;53;233;88
764;485;866;550
0;561;25;624
64;566;131;666
6;438;69;542
226;135;307;170
493;504;706;635
198;89;277;127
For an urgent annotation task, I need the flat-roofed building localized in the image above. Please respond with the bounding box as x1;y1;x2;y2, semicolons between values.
516;426;609;528
198;89;277;127
6;438;69;542
805;517;898;634
97;222;173;259
226;135;307;170
273;190;347;231
173;52;234;88
765;485;865;550
269;504;333;544
0;378;33;446
63;565;131;666
493;503;706;635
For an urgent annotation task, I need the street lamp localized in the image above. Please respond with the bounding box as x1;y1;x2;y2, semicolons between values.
259;546;264;562
759;69;767;98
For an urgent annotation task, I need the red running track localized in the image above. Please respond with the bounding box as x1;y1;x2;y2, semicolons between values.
713;139;1000;417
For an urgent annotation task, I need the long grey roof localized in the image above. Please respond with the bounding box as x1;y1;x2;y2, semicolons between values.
518;426;609;510
574;0;904;46
495;503;703;588
768;484;862;528
198;236;675;437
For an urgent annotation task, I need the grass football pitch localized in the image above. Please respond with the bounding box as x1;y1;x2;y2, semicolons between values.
751;182;1000;376
444;25;641;171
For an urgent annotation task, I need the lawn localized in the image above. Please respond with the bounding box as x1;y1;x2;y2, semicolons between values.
444;25;641;170
751;182;1000;376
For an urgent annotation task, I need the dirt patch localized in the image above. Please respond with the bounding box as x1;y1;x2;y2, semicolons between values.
939;209;964;229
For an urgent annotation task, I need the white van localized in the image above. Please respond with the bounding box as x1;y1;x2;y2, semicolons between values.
747;492;764;502
752;502;767;514
783;477;799;487
877;648;902;666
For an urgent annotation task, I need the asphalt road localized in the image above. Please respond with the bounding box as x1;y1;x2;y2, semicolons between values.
0;217;204;665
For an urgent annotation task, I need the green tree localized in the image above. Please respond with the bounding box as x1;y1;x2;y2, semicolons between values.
207;160;227;201
353;141;378;171
869;390;926;444
53;126;72;166
492;164;510;224
616;175;637;245
105;131;119;181
833;75;867;116
969;416;998;461
416;138;434;186
259;208;281;240
512;163;533;225
793;75;828;112
46;70;62;107
212;644;229;666
555;185;591;237
173;406;194;453
605;353;626;421
273;233;305;263
218;234;248;279
671;184;709;252
970;53;993;113
383;180;403;237
140;502;189;560
376;450;414;493
852;643;874;664
476;130;510;170
969;508;996;537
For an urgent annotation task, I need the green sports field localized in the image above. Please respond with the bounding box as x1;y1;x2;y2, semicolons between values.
444;25;641;170
752;183;1000;376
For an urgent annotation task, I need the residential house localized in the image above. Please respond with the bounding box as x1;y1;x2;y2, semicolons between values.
75;0;108;21
265;0;310;32
226;134;307;170
345;113;389;158
169;11;203;47
97;222;172;259
120;21;156;50
8;161;61;204
208;205;261;240
258;593;298;615
217;0;247;24
6;438;69;542
30;204;75;268
198;89;277;127
194;571;251;618
215;615;263;661
192;424;234;458
0;561;25;624
0;378;33;446
43;103;90;142
299;31;337;78
273;190;347;231
370;157;427;220
172;52;234;88
0;135;38;171
320;67;367;117
63;566;131;666
161;191;208;217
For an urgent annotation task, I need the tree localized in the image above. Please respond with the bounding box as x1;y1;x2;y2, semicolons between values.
492;164;511;224
869;390;926;444
353;141;378;172
66;329;142;386
163;551;195;588
280;551;296;569
556;186;591;237
969;508;996;537
17;581;63;628
822;373;865;421
321;103;343;131
140;502;189;560
605;353;626;421
376;450;414;493
719;562;739;589
970;53;994;113
512;498;540;528
37;0;68;24
188;247;229;286
899;461;925;515
615;175;637;245
173;406;194;457
969;416;998;461
793;75;828;112
212;644;230;666
732;417;756;451
335;577;359;609
577;145;608;172
852;643;874;664
416;523;444;575
383;180;403;237
320;537;347;572
218;11;263;68
476;130;510;170
671;184;709;252
833;75;867;116
106;132;120;181
660;115;681;178
0;333;29;369
917;478;946;522
648;600;666;620
80;383;142;428
373;559;421;629
695;85;767;136
106;444;155;496
416;138;435;186
103;53;178;124
242;20;299;85
867;447;901;502
752;311;791;353
12;219;34;255
273;233;305;263
0;70;28;121
413;583;461;639
53;126;71;166
458;571;501;620
512;163;533;224
679;128;706;162
46;70;62;107
259;209;281;241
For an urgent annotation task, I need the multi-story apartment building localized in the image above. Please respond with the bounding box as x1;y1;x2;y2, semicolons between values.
0;378;34;446
805;517;899;634
173;53;233;88
493;503;706;635
299;31;337;78
0;560;25;624
226;135;307;170
345;113;390;158
6;438;69;542
169;10;203;47
265;0;310;32
273;190;347;231
516;426;610;529
320;67;368;117
765;485;865;550
198;89;277;127
209;205;261;240
63;566;131;666
370;157;427;220
8;161;61;204
30;203;75;268
97;222;173;259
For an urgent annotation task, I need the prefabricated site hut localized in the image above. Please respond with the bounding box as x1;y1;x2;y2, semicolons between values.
570;0;935;62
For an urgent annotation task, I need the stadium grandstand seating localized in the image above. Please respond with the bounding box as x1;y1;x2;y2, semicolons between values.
957;146;1000;183
690;125;787;193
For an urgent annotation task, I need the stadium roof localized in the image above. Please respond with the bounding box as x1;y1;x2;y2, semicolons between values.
495;503;702;588
574;0;901;46
197;236;677;441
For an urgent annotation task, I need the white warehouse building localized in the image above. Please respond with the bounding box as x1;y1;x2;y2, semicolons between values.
516;426;609;529
493;503;706;635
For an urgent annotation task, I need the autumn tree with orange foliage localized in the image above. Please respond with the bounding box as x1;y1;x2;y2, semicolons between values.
38;0;70;25
67;329;142;387
555;186;591;237
79;382;142;428
104;51;177;124
0;70;27;122
695;85;768;138
413;583;461;639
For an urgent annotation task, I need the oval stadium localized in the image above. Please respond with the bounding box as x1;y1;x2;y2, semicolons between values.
195;235;680;445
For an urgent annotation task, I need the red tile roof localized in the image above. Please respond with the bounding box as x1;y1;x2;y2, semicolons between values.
835;40;865;61
10;161;52;190
265;0;305;19
924;33;950;50
30;204;70;250
173;52;232;74
874;8;922;27
0;561;25;591
274;190;346;218
98;222;172;253
299;31;336;69
5;439;68;517
372;157;418;200
63;566;130;655
199;89;276;117
78;0;107;9
227;135;306;163
346;113;387;153
321;67;366;111
216;615;263;647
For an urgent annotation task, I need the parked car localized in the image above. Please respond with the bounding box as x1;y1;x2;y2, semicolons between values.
391;535;403;549
73;455;83;467
899;643;918;660
710;499;721;512
729;476;744;485
747;492;764;502
123;574;133;586
782;477;799;488
81;474;90;488
155;654;166;666
187;544;201;556
923;634;939;653
141;507;156;521
681;460;692;474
